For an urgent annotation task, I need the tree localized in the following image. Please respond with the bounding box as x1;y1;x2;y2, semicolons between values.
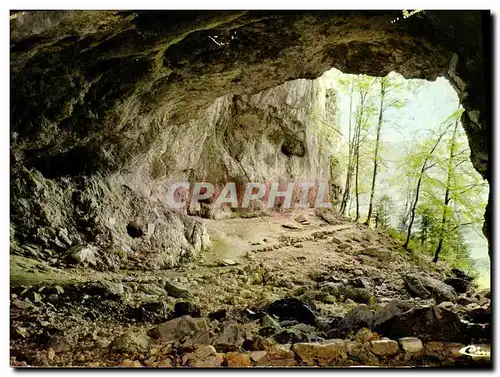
340;77;355;215
352;76;377;221
432;109;460;262
417;206;435;246
375;194;392;230
364;74;416;225
402;124;452;249
398;177;415;232
364;78;387;225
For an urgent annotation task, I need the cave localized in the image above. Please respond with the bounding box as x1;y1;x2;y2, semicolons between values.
10;10;492;368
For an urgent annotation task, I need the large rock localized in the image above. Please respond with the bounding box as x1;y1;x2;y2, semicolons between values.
182;345;224;367
134;301;170;323
65;244;97;266
444;277;472;294
292;340;347;366
372;300;413;328
213;323;247;352
403;273;457;303
340;304;374;330
110;332;150;353
369;339;399;357
398;337;423;353
266;298;316;326
149;316;207;342
164;280;191;298
374;305;466;342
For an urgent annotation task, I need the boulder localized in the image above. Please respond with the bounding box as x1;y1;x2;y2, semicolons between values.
214;323;246;352
261;314;280;329
403;273;456;303
354;327;375;343
134;301;170;323
266;298;316;325
340;304;374;330
82;281;125;300
444;277;471;294
110;332;150;353
343;287;372;304
369;339;399;356
273;329;309;344
174;302;201;318
149;316;205;342
208;309;227;322
353;246;389;259
398;337;423;353
372;300;413;328
466;306;491;324
374;305;466;342
182;345;224;367
349;277;370;289
255;344;296;367
293;340;347;366
319;282;344;297
225;352;251;367
65;244;97;266
164;280;190;298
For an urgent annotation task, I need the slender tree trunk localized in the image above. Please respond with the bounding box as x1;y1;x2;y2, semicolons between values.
400;178;413;232
403;176;423;249
353;91;366;222
404;129;449;250
340;78;355;215
433;119;459;262
365;78;385;225
354;135;360;221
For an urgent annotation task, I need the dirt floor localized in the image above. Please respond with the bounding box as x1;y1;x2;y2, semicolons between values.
10;209;491;368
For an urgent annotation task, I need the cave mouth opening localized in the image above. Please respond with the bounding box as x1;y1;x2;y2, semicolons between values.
313;67;490;288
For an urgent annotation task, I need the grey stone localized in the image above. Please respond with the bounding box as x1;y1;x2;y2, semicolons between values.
398;337;423;353
164;280;190;298
373;300;413;328
65;244;97;266
110;332;149;353
404;273;456;303
370;339;399;356
149;316;205;342
341;304;374;330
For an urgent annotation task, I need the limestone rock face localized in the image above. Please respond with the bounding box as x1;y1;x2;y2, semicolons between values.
10;67;338;268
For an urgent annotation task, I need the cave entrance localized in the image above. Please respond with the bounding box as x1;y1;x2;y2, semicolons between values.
316;68;490;288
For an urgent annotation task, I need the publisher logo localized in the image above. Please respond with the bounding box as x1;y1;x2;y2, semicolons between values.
459;345;491;359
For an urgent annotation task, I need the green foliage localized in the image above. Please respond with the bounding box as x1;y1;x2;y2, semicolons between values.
375;194;392;230
393;107;488;269
330;69;489;278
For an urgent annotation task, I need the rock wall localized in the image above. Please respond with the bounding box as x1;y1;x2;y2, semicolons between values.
11;75;340;268
123;77;341;215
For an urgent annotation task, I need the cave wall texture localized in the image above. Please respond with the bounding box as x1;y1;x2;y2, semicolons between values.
10;10;490;265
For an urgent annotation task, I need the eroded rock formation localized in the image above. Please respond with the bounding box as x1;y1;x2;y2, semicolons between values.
11;67;339;268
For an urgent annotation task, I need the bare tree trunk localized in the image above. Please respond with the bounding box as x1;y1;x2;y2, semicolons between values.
340;78;355;215
354;134;360;221
365;78;385;225
399;178;413;232
433;118;459;262
353;90;366;222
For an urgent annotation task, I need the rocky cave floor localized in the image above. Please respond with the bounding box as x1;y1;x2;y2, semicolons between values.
10;209;491;368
